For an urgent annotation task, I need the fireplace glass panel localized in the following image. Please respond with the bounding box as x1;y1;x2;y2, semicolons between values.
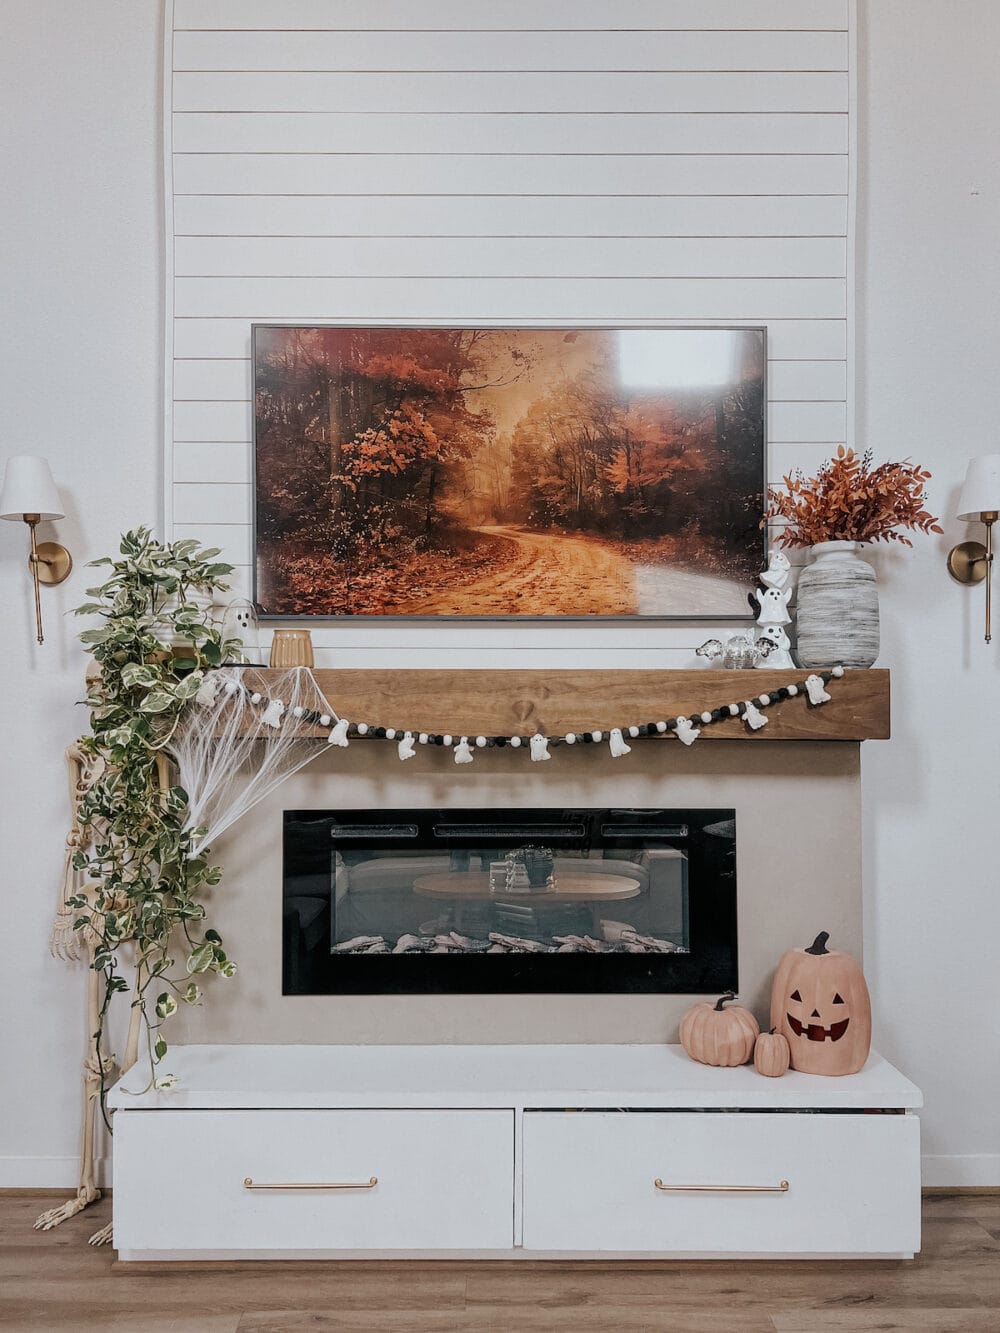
283;808;737;995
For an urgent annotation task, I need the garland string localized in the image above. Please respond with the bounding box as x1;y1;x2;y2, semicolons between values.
201;666;846;762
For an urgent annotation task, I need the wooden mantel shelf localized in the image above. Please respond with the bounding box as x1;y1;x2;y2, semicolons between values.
252;668;889;743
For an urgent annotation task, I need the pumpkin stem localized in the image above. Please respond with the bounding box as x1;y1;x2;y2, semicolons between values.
713;991;737;1011
805;931;831;955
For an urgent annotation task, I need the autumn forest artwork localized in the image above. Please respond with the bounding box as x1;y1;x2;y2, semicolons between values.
254;325;766;617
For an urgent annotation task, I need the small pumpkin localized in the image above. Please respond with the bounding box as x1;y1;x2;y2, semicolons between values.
679;992;759;1067
754;1028;791;1078
770;931;871;1076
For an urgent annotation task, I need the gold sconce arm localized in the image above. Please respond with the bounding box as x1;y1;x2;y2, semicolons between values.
947;511;996;644
23;513;73;645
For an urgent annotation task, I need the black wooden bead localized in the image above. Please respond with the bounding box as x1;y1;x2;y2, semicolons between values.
581;732;592;743
486;738;496;748
775;687;790;701
710;707;727;722
371;726;384;738
432;734;443;746
646;722;657;733
495;737;506;748
636;724;648;737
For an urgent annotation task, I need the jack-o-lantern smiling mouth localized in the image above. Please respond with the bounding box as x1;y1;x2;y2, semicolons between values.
787;1014;850;1042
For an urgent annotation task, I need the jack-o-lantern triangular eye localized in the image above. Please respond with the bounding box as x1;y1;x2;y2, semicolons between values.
790;989;802;1001
833;992;845;1004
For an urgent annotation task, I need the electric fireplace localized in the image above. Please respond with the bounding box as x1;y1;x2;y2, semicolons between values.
282;808;737;995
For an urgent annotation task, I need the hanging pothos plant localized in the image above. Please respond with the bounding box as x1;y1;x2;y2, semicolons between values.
69;528;239;1112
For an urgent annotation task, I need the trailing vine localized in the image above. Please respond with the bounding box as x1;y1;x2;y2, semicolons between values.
69;528;238;1117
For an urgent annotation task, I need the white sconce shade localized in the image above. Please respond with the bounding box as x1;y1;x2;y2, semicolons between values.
0;455;65;521
956;454;1000;521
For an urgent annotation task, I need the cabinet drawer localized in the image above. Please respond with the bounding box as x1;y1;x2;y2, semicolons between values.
522;1111;919;1255
114;1109;513;1254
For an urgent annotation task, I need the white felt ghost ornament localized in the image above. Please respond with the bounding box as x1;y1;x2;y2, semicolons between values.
742;699;769;730
397;731;416;761
753;586;792;626
529;733;551;762
805;674;832;705
453;737;474;764
608;727;631;758
674;716;701;746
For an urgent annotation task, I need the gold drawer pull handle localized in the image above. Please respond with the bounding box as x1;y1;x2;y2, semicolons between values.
243;1176;378;1191
654;1178;789;1194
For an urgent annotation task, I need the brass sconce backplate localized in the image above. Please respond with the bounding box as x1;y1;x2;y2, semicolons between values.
947;540;989;585
31;541;73;585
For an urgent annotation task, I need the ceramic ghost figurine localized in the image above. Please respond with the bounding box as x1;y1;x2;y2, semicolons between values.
220;598;260;663
752;586;792;626
760;551;792;590
805;674;832;705
674;716;701;746
755;625;795;669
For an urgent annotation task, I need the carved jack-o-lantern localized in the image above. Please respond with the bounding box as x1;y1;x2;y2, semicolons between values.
770;931;871;1076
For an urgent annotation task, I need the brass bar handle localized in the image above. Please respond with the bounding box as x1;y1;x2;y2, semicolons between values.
243;1176;377;1191
654;1178;789;1194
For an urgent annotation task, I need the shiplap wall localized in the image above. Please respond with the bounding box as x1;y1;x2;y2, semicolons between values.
166;0;855;667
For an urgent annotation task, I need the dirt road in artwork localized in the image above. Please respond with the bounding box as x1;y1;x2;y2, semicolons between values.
390;525;637;616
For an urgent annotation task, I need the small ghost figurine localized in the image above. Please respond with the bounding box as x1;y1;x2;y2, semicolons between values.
219;598;260;664
195;673;218;707
529;733;551;762
760;550;792;590
453;737;474;765
752;586;792;626
608;727;631;758
397;731;416;761
742;699;769;731
805;674;832;705
755;625;795;669
674;716;701;746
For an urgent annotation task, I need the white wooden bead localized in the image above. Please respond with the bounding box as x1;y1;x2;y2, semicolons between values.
319;714;331;727
700;711;713;724
292;706;304;718
832;664;845;677
476;736;487;748
787;684;798;697
357;723;369;735
565;733;576;744
250;693;262;705
591;730;603;742
758;694;771;706
385;727;396;740
442;734;453;747
510;736;522;748
224;680;239;695
628;725;639;738
418;732;428;744
656;721;667;733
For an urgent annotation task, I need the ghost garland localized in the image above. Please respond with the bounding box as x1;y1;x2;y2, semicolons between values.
202;667;847;764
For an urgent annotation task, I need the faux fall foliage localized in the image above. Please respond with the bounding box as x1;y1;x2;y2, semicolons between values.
767;447;943;548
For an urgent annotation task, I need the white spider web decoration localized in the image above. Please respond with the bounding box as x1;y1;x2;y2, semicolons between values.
169;666;334;854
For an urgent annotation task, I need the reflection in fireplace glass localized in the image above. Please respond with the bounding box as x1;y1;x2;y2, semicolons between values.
283;809;738;995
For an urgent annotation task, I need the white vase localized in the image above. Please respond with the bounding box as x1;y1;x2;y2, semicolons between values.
794;541;879;669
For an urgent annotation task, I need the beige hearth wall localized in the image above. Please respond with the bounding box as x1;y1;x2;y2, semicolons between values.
172;742;860;1045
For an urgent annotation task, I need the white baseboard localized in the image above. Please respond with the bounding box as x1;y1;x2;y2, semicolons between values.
0;1156;110;1189
922;1154;1000;1187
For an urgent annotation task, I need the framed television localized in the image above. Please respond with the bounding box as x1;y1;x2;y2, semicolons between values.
253;324;766;620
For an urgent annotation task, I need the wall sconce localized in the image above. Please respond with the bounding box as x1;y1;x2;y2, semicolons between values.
947;454;1000;643
0;455;73;644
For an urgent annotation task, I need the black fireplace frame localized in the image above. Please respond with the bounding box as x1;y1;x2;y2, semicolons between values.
282;808;738;996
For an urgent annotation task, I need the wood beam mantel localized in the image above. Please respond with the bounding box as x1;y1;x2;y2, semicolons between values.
251;668;890;743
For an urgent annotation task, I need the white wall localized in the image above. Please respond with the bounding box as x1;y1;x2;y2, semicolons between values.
0;0;997;1187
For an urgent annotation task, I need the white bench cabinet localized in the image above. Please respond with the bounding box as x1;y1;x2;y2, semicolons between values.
108;1044;922;1261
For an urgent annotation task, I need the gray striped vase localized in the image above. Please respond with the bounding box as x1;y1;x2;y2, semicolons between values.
794;541;880;669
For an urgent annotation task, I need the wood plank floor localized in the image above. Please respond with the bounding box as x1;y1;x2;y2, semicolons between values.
2;1193;998;1331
